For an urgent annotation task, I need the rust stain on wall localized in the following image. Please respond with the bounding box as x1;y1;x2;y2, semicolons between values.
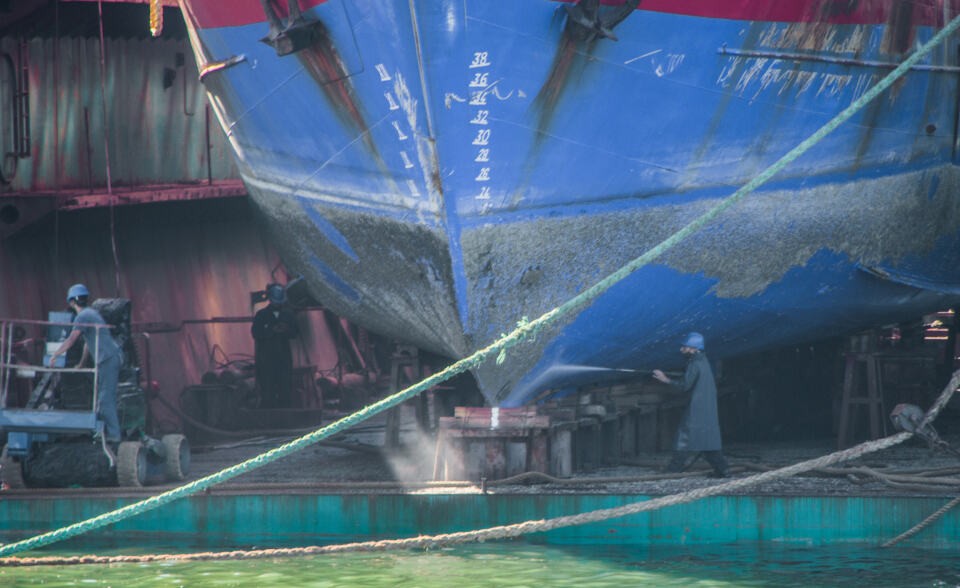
0;198;354;434
533;0;639;143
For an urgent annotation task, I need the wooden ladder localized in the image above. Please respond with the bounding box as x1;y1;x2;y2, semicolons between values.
837;352;887;448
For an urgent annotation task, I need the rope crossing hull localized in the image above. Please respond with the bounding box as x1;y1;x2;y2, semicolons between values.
179;0;960;405
3;5;960;562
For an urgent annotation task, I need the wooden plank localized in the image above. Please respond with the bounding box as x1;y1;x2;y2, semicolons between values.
541;407;576;422
440;413;551;430
454;406;538;418
443;416;551;429
442;429;539;439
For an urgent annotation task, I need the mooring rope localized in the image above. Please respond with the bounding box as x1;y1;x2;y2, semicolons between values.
881;495;960;548
3;370;957;567
877;365;960;548
0;436;916;567
2;12;959;561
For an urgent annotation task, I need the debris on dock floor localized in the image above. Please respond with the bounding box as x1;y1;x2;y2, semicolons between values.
185;418;960;498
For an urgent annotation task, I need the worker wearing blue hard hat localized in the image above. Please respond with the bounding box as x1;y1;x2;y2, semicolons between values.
652;332;729;478
682;331;704;351
66;283;89;303
251;283;299;408
266;283;286;304
49;284;123;444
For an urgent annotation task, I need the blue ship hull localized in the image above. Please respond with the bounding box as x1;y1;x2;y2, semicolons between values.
181;1;960;405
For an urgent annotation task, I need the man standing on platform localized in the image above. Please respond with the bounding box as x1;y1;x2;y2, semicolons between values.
49;283;123;444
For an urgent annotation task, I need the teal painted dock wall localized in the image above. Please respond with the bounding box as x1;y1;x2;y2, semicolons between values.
1;493;958;552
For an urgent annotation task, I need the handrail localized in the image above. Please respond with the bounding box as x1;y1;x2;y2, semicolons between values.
0;318;111;412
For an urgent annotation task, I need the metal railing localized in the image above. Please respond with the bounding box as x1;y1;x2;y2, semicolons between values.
0;317;108;422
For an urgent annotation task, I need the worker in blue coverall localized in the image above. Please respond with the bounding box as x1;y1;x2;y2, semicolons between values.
653;332;729;478
252;283;299;408
49;283;123;443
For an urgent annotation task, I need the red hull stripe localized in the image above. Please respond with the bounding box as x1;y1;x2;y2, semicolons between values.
187;1;957;31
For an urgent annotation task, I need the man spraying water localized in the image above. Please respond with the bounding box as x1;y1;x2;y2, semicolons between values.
653;332;729;478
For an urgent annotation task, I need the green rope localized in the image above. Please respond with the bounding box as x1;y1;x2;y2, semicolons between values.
2;14;959;559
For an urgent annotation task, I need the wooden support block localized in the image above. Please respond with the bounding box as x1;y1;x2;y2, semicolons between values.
574;419;601;472
581;404;606;417
657;406;683;452
619;411;637;458
636;409;659;452
506;441;527;476
601;416;620;466
453;416;551;429
442;438;466;481
432;430;444;481
529;432;548;473
449;407;549;429
461;440;483;480
550;428;573;477
438;407;554;480
384;406;401;448
485;439;506;479
454;406;539;418
542;407;576;421
443;428;540;439
414;391;434;434
613;394;640;409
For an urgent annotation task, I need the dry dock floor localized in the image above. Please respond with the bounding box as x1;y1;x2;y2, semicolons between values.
4;414;957;499
186;417;960;498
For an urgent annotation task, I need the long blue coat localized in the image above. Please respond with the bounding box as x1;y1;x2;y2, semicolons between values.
669;352;722;451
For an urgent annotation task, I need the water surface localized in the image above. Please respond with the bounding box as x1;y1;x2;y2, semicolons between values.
2;542;958;587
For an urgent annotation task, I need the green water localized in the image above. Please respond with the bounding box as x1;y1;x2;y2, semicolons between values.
2;543;958;587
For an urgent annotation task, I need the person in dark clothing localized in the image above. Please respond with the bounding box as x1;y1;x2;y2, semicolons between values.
653;332;729;477
251;283;299;408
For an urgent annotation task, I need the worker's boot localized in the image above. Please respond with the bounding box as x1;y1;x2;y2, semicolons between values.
704;451;729;478
663;453;692;473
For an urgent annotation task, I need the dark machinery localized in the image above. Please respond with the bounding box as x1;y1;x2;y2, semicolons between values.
890;403;960;459
0;299;190;488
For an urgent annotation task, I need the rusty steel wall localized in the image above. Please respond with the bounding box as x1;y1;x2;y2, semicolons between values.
0;198;347;433
0;14;385;436
0;33;237;191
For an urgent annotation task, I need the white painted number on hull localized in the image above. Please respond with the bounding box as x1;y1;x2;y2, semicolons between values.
377;63;420;199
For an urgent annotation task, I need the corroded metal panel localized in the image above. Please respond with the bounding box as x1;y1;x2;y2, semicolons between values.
0;34;237;193
0;198;345;433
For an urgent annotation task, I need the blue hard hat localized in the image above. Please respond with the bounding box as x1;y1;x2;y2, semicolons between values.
683;332;705;350
266;283;286;304
66;283;89;303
